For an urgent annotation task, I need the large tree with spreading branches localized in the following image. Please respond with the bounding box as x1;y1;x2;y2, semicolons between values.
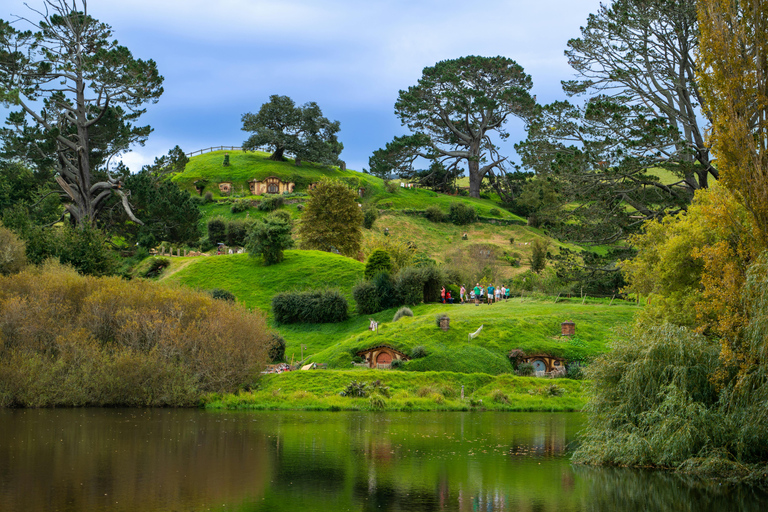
369;56;537;199
241;95;343;166
516;0;713;244
0;0;163;227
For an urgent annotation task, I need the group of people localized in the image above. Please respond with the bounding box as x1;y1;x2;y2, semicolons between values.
440;284;511;305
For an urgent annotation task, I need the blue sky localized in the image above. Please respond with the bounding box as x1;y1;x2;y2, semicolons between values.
7;0;604;173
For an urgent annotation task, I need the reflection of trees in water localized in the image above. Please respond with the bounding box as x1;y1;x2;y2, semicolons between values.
573;465;768;512
0;409;269;512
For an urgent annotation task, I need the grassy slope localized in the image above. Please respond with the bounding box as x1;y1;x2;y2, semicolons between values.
207;370;588;412
172;150;383;196
278;298;637;374
161;251;364;312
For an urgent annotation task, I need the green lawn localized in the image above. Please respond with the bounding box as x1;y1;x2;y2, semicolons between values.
172;150;383;197
206;370;588;412
277;297;637;374
160;250;364;312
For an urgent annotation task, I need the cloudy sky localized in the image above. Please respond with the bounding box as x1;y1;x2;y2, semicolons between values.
6;0;604;173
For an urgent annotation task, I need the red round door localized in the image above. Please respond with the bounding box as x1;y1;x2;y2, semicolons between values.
377;352;392;365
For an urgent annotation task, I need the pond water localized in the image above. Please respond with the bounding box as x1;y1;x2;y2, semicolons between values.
0;409;766;511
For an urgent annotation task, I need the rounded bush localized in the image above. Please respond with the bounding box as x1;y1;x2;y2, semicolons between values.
268;334;286;362
411;345;427;359
272;289;348;324
449;202;478;225
425;205;446;223
393;306;413;322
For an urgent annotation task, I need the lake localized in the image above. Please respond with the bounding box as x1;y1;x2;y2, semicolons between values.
0;409;766;511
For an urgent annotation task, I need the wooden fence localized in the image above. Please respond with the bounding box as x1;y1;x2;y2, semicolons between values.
186;146;242;157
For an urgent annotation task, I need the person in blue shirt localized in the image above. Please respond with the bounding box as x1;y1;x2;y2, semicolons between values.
487;284;495;304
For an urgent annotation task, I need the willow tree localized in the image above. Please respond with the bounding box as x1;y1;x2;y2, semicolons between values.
370;56;536;198
697;0;768;244
0;0;163;227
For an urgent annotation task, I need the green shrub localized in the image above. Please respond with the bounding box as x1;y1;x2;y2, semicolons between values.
545;384;564;397
222;153;230;166
390;359;403;369
517;362;534;376
268;334;286;362
393;306;413;322
489;208;501;216
411;345;427;359
203;191;214;203
529;238;549;273
352;279;380;314
373;272;398;310
210;288;235;302
394;266;425;305
245;216;294;265
340;380;368;397
365;249;392;279
363;206;378;229
491;389;509;404
369;394;386;409
425;205;446;223
230;199;251;214
271;289;348;324
207;217;227;244
257;195;284;212
565;361;583;379
226;219;250;246
449;202;478;225
385;181;397;193
143;257;170;278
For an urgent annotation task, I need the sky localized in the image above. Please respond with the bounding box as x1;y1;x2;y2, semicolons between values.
5;0;605;174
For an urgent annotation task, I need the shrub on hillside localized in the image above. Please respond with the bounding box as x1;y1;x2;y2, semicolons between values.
245;216;294;265
517;362;534;376
364;249;392;279
411;345;427;359
207;217;227;244
203;191;214;203
352;279;380;314
489;208;501;216
143;257;170;278
363;206;378;229
231;199;251;214
0;262;271;406
210;288;236;302
393;306;413;322
529;238;549;273
226;219;251;246
373;272;398;309
268;334;286;362
394;266;425;305
425;205;447;223
271;289;348;324
257;195;284;212
449;202;478;225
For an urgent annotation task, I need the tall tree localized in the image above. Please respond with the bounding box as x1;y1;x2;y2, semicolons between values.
697;0;768;243
517;0;712;243
0;0;163;227
241;95;343;166
296;178;363;258
370;56;536;198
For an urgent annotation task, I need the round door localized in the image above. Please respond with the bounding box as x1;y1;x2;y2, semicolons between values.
532;359;547;373
377;352;392;365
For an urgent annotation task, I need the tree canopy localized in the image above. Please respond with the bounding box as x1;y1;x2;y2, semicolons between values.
0;0;163;227
296;178;363;258
516;0;711;243
241;95;343;166
369;56;536;198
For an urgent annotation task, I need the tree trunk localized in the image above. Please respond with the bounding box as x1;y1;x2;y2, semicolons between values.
468;160;481;198
270;147;285;161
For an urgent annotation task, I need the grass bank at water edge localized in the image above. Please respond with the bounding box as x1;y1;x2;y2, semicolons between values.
204;370;586;412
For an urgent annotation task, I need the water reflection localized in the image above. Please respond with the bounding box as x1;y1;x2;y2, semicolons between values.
0;410;766;511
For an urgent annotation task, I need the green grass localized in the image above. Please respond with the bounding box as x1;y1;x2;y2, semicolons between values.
276;297;637;374
205;370;587;411
372;186;524;219
160;250;364;312
172;150;383;197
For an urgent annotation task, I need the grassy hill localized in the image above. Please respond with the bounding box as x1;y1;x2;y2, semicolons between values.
172;149;383;197
160;250;364;312
277;298;636;373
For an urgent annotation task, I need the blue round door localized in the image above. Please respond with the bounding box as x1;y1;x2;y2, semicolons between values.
533;360;547;372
